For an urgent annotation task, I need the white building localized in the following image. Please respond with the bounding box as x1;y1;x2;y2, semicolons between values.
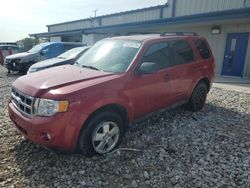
30;0;250;79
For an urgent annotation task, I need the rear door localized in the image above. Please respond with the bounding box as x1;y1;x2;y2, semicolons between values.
166;39;197;101
193;38;214;80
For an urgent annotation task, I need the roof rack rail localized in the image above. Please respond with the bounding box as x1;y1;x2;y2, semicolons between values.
125;32;162;36
160;32;198;36
125;32;198;36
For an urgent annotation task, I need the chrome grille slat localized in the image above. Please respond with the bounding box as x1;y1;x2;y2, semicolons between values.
11;87;34;116
11;93;31;108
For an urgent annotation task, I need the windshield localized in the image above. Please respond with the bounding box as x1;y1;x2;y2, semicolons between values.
58;47;86;59
76;39;141;73
28;43;49;53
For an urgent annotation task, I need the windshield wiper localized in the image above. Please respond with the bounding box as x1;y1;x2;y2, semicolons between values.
74;62;100;71
81;65;100;71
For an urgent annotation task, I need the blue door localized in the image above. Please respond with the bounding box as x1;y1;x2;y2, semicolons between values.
222;32;249;77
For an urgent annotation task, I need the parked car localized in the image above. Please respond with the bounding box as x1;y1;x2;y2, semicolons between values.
4;42;84;73
0;44;19;59
8;33;215;156
27;46;90;74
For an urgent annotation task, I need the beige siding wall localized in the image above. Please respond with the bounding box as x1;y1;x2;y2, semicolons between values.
49;36;61;42
82;34;107;45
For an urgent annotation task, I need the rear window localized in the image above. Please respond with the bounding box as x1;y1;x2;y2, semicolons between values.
171;40;194;65
195;40;211;59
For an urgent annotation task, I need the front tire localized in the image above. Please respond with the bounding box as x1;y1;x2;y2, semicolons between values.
78;111;125;157
187;82;208;112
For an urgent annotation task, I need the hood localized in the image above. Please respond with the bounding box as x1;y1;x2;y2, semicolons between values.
6;52;34;59
30;57;69;69
13;65;120;97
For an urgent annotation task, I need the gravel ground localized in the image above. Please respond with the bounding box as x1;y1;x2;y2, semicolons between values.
0;65;250;188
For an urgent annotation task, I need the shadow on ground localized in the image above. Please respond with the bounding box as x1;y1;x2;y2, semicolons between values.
13;102;250;187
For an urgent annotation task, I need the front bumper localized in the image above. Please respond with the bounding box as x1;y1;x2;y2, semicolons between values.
8;101;88;151
4;60;29;71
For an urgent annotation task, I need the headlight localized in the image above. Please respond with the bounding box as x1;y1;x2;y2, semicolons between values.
28;67;44;74
34;98;69;117
27;68;36;74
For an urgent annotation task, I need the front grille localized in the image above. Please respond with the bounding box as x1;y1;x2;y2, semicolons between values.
11;87;34;116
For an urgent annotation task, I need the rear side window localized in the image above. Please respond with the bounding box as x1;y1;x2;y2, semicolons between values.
142;42;171;69
171;40;194;65
195;40;211;59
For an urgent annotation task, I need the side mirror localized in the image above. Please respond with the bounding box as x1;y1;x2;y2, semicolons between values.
40;50;45;56
137;62;158;75
40;49;48;56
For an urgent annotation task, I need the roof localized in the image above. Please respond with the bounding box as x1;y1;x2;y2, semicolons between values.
30;7;250;38
46;4;167;27
110;34;198;42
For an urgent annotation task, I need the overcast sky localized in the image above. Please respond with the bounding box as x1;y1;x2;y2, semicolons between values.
0;0;167;42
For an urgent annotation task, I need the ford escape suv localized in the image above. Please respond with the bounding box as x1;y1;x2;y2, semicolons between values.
8;33;215;156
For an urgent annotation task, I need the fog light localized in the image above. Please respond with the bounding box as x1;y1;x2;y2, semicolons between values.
40;132;52;142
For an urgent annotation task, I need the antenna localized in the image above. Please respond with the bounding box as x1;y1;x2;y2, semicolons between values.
93;9;98;17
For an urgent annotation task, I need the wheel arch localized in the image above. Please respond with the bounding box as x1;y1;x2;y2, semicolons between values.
90;104;128;123
76;103;129;153
198;77;211;93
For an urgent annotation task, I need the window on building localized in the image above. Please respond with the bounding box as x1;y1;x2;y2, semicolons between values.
142;42;172;70
171;40;194;65
195;40;211;59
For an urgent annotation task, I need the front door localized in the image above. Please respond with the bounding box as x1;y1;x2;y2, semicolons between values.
222;33;249;77
129;42;173;118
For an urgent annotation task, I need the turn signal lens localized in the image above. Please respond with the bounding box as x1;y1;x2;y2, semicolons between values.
58;101;69;112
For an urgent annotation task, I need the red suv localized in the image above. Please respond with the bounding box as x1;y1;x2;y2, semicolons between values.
8;33;215;156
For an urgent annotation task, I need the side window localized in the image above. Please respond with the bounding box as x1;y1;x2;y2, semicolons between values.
142;42;171;70
51;44;64;56
171;40;194;65
195;40;211;59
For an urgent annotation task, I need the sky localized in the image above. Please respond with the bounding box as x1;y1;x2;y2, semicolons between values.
0;0;167;42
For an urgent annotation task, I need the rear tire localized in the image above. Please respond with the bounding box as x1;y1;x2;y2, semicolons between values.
187;82;208;112
78;111;125;157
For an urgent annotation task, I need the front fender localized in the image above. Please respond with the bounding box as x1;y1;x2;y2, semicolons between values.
78;90;133;122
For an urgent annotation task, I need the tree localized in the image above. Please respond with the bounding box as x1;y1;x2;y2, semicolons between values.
16;38;39;52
